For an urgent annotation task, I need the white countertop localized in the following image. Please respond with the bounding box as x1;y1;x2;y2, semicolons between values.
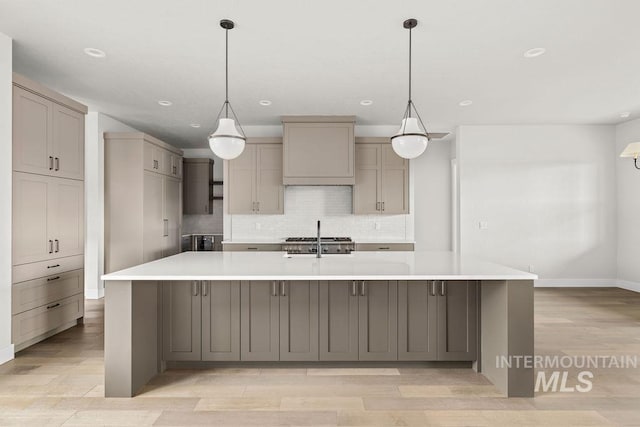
102;251;537;282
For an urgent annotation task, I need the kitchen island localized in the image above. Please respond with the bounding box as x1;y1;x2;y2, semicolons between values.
102;251;536;398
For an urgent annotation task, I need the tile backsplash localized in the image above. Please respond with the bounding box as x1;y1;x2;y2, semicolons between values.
183;200;224;234
230;186;413;240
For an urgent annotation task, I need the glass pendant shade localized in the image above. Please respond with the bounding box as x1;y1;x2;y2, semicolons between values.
391;117;429;159
208;118;246;160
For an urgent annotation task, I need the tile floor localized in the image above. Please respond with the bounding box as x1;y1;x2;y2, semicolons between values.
0;287;638;425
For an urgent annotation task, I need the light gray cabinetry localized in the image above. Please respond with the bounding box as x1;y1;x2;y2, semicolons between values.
202;281;241;361
398;280;477;362
12;82;85;181
183;158;213;215
241;280;319;361
223;243;283;252
228;140;284;214
358;280;398;361
282;116;355;185
355;243;415;252
319;281;359;361
13;172;84;266
320;281;398;361
279;281;319;361
354;140;409;214
437;280;477;361
398;281;437;360
104;132;183;273
11;73;86;352
162;281;201;361
240;281;280;361
162;281;241;362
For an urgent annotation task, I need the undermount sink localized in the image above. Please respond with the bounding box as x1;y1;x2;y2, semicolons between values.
283;253;354;258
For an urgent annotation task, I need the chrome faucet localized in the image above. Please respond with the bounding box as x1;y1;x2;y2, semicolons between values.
316;220;321;258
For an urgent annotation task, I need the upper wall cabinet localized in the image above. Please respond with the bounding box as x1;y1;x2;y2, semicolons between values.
228;139;284;215
282;116;355;185
183;158;214;215
13;75;86;181
354;139;409;214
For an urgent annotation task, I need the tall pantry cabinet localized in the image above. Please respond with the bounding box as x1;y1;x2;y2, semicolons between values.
11;73;87;352
104;132;183;273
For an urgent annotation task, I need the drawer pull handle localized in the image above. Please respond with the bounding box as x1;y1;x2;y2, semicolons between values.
247;247;258;250
47;276;61;282
378;247;390;250
47;264;60;269
46;303;60;310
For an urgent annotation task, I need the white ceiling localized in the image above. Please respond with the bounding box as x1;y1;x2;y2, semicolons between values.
1;0;639;148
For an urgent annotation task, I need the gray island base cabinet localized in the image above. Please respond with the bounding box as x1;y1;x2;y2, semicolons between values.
103;251;535;398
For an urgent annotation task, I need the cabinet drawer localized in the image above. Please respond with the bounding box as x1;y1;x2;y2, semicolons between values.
223;244;283;252
355;243;415;251
13;269;83;315
12;254;84;283
12;293;84;347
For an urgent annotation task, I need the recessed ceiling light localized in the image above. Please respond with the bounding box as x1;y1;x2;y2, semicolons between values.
259;100;272;106
620;112;631;118
84;47;106;58
360;100;373;106
190;123;201;128
524;47;546;58
158;100;172;106
459;100;473;107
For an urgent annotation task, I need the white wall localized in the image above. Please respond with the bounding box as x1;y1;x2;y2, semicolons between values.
84;113;137;299
458;125;617;280
413;140;453;251
0;33;12;364
615;119;640;285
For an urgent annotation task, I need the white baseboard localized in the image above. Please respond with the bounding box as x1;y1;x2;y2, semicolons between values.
534;278;640;293
85;287;104;300
0;344;14;365
617;280;640;293
534;279;617;288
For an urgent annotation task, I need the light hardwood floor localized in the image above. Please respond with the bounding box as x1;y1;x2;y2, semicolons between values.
0;288;639;426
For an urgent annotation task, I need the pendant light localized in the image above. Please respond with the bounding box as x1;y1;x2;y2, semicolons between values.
208;19;246;160
391;18;431;160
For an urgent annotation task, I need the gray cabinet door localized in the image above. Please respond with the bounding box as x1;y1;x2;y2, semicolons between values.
398;281;437;361
354;144;381;214
358;281;398;361
12;172;52;265
51;177;84;259
163;177;182;257
183;159;213;215
437;281;478;361
279;281;319;361
240;281;280;361
202;281;240;361
228;144;256;214
162;281;202;361
319;281;359;361
255;144;284;214
380;145;409;214
143;171;164;263
52;103;84;180
12;86;53;177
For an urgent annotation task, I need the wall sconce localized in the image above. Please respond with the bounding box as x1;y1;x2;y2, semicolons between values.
620;142;640;170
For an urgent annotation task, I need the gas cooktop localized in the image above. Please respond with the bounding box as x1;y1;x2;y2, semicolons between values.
285;237;352;243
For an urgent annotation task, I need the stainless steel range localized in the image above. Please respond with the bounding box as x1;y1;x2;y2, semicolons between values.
283;237;354;255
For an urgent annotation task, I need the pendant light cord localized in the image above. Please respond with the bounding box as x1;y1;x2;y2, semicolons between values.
225;27;229;118
408;25;412;115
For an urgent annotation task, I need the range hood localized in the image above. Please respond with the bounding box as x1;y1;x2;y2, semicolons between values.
282;116;356;185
